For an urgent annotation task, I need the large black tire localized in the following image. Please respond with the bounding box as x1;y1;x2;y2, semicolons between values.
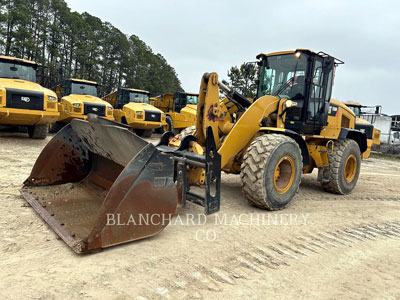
49;121;65;134
322;139;361;194
121;116;128;124
135;129;152;138
154;127;163;134
165;116;173;132
27;124;48;139
240;134;303;210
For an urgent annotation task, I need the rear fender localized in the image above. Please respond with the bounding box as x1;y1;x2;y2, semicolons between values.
338;128;368;153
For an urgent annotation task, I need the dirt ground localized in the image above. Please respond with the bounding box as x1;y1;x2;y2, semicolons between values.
1;130;400;300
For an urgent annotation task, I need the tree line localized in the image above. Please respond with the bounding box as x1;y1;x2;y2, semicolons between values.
0;0;183;96
222;62;258;99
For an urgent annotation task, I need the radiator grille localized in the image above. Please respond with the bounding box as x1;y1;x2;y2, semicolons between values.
6;88;44;110
84;103;106;116
144;110;161;122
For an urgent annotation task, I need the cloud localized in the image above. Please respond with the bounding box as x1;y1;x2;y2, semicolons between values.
66;0;400;114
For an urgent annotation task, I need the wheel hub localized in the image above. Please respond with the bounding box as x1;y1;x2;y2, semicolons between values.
273;156;295;194
344;154;357;182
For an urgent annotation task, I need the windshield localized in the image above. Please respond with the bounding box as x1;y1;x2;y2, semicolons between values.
348;106;361;117
129;92;149;104
70;82;97;96
0;61;37;82
186;94;198;104
257;53;307;100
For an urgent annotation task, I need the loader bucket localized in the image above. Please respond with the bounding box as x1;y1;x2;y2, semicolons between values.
21;116;178;253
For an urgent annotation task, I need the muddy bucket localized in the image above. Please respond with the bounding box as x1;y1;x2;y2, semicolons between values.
21;116;178;253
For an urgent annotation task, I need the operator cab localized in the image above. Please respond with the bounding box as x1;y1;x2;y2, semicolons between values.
0;56;37;82
62;79;98;97
345;103;361;118
256;49;343;135
116;88;150;109
173;92;198;113
186;93;199;105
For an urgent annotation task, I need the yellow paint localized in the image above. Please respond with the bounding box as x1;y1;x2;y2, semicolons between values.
0;74;59;126
55;80;113;123
273;155;295;194
57;92;114;123
103;89;166;130
151;93;198;130
218;94;279;168
196;73;221;147
343;101;381;158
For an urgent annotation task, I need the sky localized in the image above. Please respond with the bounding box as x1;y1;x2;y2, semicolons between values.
66;0;400;115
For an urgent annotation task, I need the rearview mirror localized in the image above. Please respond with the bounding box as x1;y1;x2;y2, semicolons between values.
10;66;18;71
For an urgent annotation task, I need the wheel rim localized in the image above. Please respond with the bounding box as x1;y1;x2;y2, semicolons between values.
344;154;357;182
273;155;295;194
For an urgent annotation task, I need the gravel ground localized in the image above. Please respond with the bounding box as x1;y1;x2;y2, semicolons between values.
1;131;400;300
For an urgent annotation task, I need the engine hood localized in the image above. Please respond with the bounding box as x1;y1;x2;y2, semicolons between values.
0;78;56;97
181;104;197;115
62;94;112;107
123;102;163;113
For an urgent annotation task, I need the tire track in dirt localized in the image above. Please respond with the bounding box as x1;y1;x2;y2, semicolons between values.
296;193;400;202
138;221;400;299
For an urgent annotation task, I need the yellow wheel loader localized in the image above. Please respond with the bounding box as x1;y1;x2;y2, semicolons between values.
343;102;381;158
103;88;166;138
150;92;198;133
49;78;114;133
0;56;59;139
21;49;369;253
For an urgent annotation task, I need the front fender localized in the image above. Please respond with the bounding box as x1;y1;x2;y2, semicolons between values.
259;127;310;166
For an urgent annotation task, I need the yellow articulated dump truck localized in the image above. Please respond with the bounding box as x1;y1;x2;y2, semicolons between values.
150;91;198;133
343;102;381;158
103;87;166;138
50;78;114;133
22;49;371;253
0;56;59;139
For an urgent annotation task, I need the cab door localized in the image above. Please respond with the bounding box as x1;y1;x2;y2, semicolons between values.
303;56;334;135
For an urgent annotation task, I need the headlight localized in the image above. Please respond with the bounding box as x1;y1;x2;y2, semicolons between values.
108;106;113;111
136;111;143;115
73;103;80;107
48;96;57;101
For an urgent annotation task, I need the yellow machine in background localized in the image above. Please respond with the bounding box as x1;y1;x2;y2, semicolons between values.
103;87;166;137
50;78;114;132
343;102;381;158
0;56;59;139
150;92;198;133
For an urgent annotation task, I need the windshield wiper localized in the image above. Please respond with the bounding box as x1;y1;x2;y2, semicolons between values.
273;77;294;96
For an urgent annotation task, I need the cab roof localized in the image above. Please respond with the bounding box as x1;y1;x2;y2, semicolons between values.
186;92;199;96
121;87;150;94
69;78;97;85
256;49;316;59
256;49;344;65
0;55;37;65
343;102;361;107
